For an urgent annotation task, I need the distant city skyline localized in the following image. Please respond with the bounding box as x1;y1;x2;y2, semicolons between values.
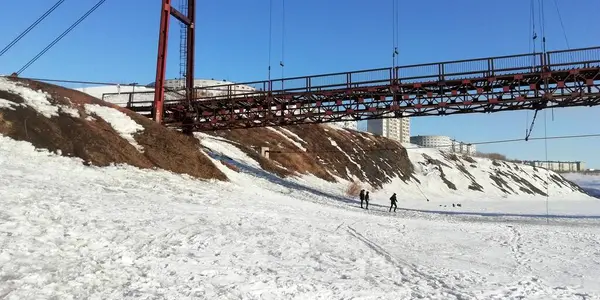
1;0;598;167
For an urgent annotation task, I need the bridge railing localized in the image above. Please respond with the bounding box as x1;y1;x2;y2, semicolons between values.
547;46;600;70
197;46;599;100
101;46;600;105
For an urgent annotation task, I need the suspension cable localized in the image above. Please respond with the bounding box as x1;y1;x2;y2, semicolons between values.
0;0;66;58
267;133;600;154
544;108;549;223
1;75;137;86
525;109;540;141
280;0;285;80
529;0;538;56
391;0;399;69
552;0;570;50
538;0;547;55
526;0;537;137
267;0;273;83
16;0;108;76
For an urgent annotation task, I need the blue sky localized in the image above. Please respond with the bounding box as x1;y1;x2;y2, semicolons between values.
1;0;599;168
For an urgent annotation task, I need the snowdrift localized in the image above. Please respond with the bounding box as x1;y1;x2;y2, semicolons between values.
0;77;225;181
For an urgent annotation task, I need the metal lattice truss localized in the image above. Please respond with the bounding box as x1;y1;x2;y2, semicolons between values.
108;46;600;131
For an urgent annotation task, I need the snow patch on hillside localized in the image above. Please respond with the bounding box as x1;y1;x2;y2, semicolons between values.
57;105;80;118
0;98;17;110
266;127;307;151
0;77;58;118
84;104;144;152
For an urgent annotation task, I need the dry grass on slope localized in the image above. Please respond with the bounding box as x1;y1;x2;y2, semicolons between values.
212;124;414;189
0;78;226;181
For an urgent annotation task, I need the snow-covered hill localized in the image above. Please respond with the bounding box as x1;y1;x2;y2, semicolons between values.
3;76;600;298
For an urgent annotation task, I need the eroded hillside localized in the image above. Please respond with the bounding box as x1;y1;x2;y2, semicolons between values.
0;77;226;181
201;126;586;198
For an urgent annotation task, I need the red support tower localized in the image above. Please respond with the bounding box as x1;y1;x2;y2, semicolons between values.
153;0;196;124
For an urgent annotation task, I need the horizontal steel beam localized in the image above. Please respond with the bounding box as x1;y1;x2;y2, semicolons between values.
170;7;191;25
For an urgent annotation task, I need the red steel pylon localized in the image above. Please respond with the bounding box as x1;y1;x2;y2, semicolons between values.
153;0;196;124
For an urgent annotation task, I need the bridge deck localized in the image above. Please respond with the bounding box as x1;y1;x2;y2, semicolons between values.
103;46;600;130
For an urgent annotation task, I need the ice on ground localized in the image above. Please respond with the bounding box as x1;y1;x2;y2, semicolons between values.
0;77;58;118
84;104;144;152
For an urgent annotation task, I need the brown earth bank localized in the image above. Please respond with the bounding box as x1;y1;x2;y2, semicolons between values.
208;125;414;189
0;77;226;181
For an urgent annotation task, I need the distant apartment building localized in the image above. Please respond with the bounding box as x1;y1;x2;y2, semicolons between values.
366;114;410;143
410;135;476;155
519;160;586;172
410;135;452;150
451;140;477;155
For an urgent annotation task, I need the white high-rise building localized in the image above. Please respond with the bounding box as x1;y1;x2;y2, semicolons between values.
410;135;476;155
366;114;410;143
410;135;453;150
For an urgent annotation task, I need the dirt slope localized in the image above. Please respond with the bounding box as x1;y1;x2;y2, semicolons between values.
0;77;226;181
209;125;414;189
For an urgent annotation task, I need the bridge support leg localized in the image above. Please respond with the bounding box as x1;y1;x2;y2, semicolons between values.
153;0;196;125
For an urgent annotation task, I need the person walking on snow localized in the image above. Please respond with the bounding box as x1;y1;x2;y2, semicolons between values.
389;193;398;212
359;189;365;208
364;191;370;210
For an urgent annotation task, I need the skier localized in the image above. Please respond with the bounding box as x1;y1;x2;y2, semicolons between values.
364;191;370;210
389;193;398;212
359;189;365;209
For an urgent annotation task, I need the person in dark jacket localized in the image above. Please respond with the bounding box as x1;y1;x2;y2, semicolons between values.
364;191;370;210
389;193;398;212
359;189;365;208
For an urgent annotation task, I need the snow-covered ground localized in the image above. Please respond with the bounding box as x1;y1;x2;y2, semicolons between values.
2;135;600;299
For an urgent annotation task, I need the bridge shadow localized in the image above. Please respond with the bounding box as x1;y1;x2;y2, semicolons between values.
202;146;389;209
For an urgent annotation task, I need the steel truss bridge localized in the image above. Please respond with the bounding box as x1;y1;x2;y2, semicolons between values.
103;46;600;131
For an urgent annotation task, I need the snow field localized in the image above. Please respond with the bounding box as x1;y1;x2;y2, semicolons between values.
2;135;600;298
